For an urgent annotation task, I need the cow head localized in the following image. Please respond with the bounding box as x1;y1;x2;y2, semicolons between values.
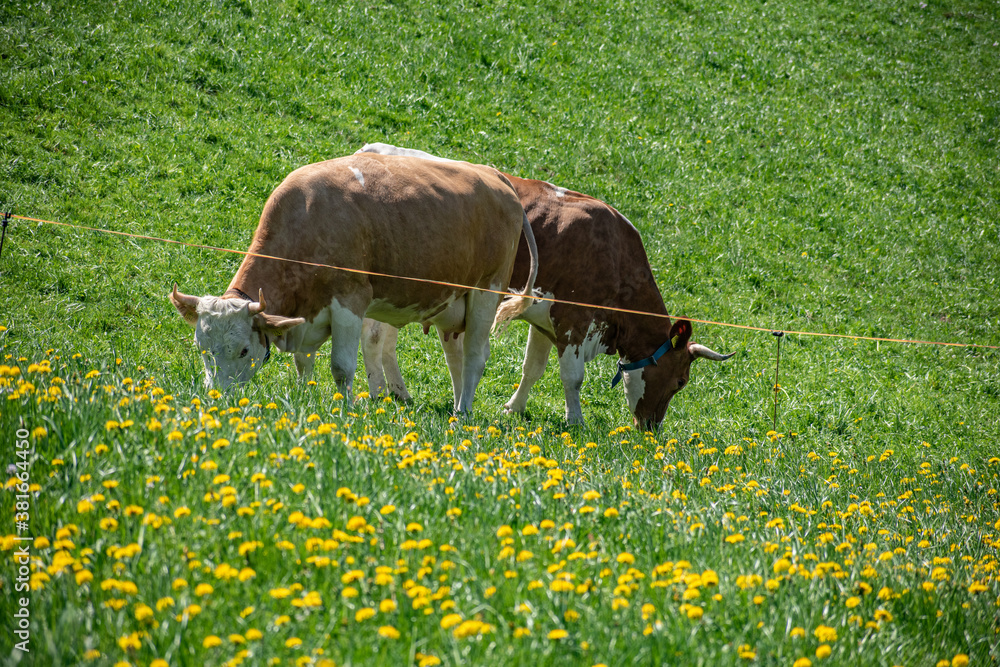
170;285;304;390
622;319;734;431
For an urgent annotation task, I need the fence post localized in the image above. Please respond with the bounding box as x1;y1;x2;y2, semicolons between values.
771;331;784;433
0;209;11;260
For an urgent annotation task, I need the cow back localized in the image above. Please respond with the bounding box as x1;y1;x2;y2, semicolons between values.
232;154;526;321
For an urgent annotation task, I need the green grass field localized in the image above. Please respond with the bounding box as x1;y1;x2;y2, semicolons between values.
2;0;999;665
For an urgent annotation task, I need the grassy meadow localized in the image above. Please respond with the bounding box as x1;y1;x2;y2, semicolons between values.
2;0;999;665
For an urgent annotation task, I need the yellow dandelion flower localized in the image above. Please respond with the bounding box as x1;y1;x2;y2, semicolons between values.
346;516;368;531
684;605;703;620
203;635;222;648
813;625;837;643
341;570;364;584
548;629;569;640
816;645;832;659
134;604;154;622
378;625;401;639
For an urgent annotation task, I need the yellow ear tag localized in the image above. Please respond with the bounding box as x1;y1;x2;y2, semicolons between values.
671;336;680;349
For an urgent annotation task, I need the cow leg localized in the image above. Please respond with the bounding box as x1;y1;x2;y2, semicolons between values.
557;345;587;425
437;329;465;411
294;350;320;380
454;291;500;414
381;323;411;401
505;325;553;415
328;300;366;399
361;319;389;397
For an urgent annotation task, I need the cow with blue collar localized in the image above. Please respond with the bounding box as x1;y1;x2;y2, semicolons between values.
357;144;732;429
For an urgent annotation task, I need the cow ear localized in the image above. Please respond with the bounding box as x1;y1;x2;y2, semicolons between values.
669;319;693;350
253;312;305;335
170;284;201;326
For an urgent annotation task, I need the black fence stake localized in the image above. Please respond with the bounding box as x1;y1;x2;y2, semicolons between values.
771;331;784;433
0;209;11;260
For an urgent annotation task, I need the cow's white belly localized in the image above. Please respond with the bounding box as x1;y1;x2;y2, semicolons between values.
366;295;466;331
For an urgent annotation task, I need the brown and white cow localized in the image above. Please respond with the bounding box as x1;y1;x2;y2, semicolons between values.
170;152;538;414
356;143;732;429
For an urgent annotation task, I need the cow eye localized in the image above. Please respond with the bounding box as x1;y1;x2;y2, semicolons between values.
677;378;686;388
239;347;249;358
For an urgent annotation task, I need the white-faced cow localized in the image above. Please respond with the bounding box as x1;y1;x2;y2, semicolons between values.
170;152;538;414
355;143;732;429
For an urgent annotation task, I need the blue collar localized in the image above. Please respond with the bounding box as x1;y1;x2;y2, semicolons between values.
611;338;672;388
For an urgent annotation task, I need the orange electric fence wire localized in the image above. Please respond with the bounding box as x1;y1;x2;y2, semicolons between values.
10;214;1000;351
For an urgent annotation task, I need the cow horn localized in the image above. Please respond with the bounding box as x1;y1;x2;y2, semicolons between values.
690;344;735;362
248;289;267;315
171;283;200;307
170;283;201;310
170;283;202;325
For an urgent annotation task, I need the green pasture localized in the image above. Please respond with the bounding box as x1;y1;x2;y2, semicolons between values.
1;0;998;665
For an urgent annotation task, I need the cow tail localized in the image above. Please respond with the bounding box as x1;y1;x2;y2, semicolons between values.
493;211;539;334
